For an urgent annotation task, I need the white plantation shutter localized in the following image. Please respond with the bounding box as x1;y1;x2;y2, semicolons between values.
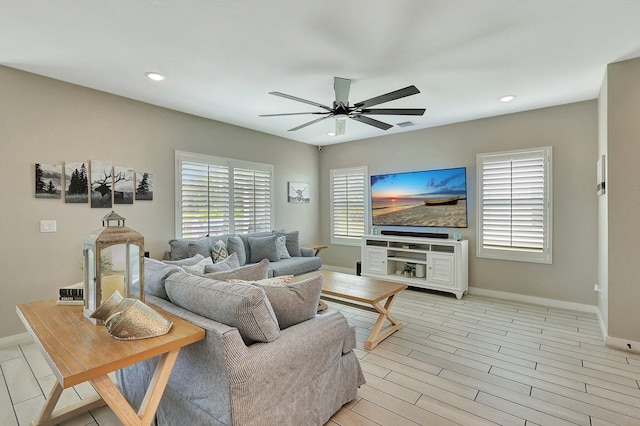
176;152;273;238
233;167;272;234
477;147;552;263
331;167;368;245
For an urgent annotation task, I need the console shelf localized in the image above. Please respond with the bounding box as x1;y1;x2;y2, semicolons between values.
361;234;468;299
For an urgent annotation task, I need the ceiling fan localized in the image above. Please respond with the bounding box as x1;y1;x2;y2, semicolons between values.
260;77;426;136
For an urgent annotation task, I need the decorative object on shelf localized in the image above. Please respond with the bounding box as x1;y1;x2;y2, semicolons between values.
82;211;145;324
403;263;414;278
90;290;172;340
597;154;606;196
288;182;309;203
415;264;426;278
135;172;154;200
35;163;62;199
452;231;461;241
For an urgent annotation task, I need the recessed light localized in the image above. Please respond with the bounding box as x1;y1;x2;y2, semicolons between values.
327;132;336;136
145;72;166;82
499;95;515;103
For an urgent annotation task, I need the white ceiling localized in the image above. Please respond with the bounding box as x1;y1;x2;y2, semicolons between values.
3;1;640;146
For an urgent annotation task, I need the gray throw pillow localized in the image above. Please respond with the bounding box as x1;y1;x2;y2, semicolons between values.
144;258;182;300
203;258;269;281
226;235;246;266
275;231;301;257
204;252;240;273
252;274;323;329
163;253;205;266
165;272;279;344
187;237;214;259
248;234;279;263
168;239;190;260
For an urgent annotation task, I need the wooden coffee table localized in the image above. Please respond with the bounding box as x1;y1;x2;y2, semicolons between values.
16;299;205;426
302;270;407;350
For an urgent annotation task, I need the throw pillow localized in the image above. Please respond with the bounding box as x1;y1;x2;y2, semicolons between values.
275;230;301;257
252;275;323;329
248;234;280;263
275;235;291;259
203;258;270;281
226;235;246;266
211;240;228;263
168;239;190;261
181;256;214;276
187;237;214;259
144;258;182;300
229;275;294;285
204;252;240;273
163;253;205;266
165;272;279;344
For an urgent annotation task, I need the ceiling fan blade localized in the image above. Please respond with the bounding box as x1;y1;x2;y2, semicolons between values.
288;115;333;132
259;112;329;117
335;118;346;136
269;92;332;111
354;85;420;109
359;108;426;116
350;115;393;131
334;77;351;107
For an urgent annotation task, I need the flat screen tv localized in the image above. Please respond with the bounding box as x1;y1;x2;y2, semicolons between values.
370;167;468;228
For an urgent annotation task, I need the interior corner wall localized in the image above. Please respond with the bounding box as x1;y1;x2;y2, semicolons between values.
597;71;609;332
320;101;598;306
0;66;320;339
606;57;640;342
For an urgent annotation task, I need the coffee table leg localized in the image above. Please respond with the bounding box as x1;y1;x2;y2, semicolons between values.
365;293;403;350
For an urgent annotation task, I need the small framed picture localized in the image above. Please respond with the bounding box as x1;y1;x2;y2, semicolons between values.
288;182;309;203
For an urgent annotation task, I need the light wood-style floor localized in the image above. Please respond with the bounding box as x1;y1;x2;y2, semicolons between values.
3;288;640;425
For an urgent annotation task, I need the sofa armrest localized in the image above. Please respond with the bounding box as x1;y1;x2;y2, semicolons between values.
300;247;315;257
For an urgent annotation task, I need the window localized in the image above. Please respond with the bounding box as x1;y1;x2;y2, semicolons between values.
476;147;552;263
330;166;368;245
175;151;273;238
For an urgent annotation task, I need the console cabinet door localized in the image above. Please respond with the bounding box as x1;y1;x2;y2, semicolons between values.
427;253;455;287
364;247;387;275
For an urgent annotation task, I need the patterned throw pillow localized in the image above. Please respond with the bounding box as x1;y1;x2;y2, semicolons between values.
181;257;214;276
211;240;228;263
275;236;291;259
229;275;294;285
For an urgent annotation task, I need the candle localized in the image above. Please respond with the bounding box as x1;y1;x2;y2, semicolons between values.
102;274;125;301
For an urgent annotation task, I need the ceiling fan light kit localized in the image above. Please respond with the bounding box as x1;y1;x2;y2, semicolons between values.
260;77;426;136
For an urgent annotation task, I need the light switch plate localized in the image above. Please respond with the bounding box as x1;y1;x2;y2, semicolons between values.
40;220;57;233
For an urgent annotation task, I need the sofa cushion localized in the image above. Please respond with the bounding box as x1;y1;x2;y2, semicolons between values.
203;258;270;281
252;275;323;329
249;235;280;263
204;252;239;273
226;235;246;266
144;258;182;300
181;256;214;275
165;272;279;344
163;253;205;266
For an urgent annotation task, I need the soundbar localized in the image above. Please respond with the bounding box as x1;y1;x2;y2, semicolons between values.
380;230;449;239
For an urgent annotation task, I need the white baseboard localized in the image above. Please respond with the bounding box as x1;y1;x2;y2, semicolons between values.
604;335;640;355
0;332;32;349
466;287;599;314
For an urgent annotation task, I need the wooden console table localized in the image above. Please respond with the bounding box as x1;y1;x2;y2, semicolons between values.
16;299;205;426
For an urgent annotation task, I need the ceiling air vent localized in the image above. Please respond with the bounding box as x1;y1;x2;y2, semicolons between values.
396;121;415;128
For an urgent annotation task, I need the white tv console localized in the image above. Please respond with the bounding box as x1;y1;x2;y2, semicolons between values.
361;234;468;299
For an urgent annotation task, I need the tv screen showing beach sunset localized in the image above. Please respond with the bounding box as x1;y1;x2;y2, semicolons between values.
371;167;468;228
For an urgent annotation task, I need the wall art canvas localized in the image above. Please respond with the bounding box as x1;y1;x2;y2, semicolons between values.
135;172;154;200
35;163;62;199
64;161;89;203
90;160;113;208
288;182;309;203
113;166;134;204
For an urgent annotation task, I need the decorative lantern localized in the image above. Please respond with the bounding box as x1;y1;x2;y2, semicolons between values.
83;211;144;324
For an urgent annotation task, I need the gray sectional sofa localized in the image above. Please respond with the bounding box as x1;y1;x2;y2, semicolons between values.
115;256;364;425
165;230;322;277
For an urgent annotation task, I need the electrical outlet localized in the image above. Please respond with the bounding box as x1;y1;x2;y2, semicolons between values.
40;220;57;233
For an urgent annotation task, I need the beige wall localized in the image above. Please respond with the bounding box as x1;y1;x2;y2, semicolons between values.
319;101;599;305
606;57;640;342
0;66;320;338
